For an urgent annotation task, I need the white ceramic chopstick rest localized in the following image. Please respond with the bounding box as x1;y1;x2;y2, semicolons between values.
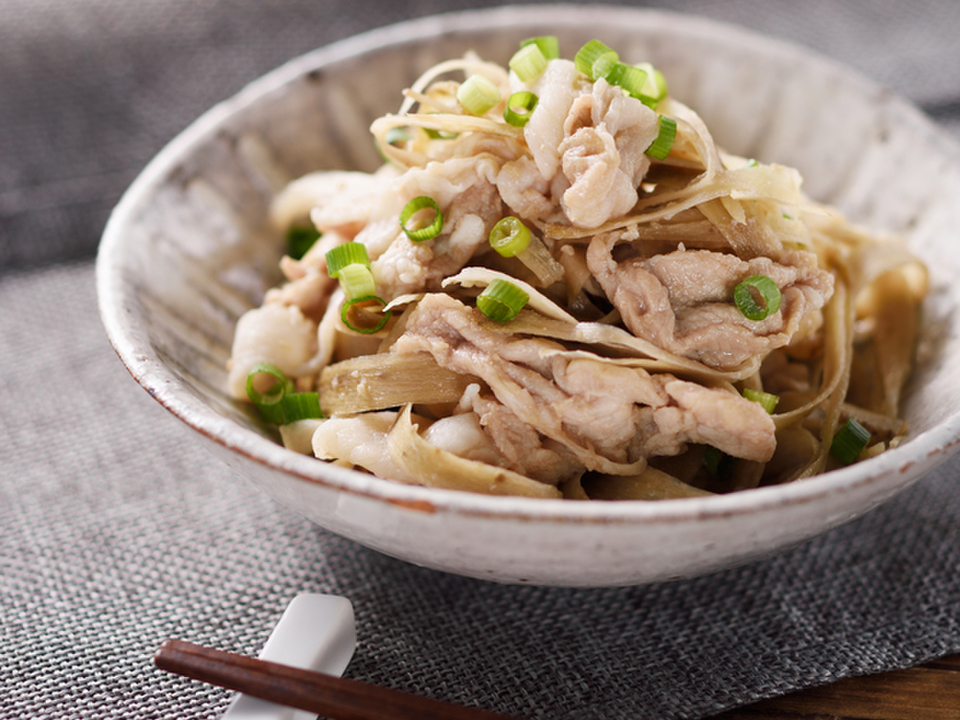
222;593;357;720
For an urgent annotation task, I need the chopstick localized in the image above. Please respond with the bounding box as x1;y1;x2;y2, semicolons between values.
154;639;528;720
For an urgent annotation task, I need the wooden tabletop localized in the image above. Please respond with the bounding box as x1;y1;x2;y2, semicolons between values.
709;653;960;720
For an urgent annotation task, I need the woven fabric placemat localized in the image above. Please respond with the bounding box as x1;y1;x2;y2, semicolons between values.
3;2;960;718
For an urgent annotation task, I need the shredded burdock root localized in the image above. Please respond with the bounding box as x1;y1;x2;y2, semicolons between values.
227;37;928;500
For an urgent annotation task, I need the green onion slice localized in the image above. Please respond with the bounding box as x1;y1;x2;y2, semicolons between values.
703;446;734;480
476;279;529;323
634;62;669;102
574;40;617;80
384;126;411;146
489;216;532;257
246;362;294;407
245;362;322;425
606;63;648;98
830;418;871;465
520;35;560;60
340;295;392;334
325;242;370;277
742;388;780;414
591;51;619;82
279;392;323;424
503;91;538;127
400;196;444;241
733;274;782;321
645;115;678;160
336;263;376;301
286;225;321;260
509;44;548;83
457;74;501;116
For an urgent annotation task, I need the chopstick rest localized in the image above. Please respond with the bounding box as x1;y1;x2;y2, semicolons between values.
221;593;356;720
154;638;528;720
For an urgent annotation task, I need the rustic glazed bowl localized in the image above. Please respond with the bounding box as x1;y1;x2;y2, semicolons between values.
97;5;960;586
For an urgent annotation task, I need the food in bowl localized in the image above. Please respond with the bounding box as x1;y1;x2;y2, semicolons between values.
226;37;927;501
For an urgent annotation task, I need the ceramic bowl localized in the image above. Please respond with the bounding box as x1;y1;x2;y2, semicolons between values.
97;5;960;586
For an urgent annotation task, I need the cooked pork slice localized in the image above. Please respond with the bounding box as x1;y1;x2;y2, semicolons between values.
368;155;504;298
587;238;835;369
468;393;584;484
392;294;775;467
558;78;660;228
521;59;589;180
519;61;660;229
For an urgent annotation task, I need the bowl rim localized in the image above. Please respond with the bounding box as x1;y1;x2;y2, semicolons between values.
97;3;960;525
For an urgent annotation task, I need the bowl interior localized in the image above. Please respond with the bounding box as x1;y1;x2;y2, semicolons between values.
98;5;960;583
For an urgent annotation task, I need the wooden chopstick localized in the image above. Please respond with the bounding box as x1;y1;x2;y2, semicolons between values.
154;639;528;720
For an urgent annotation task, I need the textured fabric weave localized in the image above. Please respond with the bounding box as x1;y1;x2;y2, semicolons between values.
3;2;960;718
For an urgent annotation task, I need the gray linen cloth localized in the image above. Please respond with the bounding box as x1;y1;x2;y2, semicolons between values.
2;1;959;718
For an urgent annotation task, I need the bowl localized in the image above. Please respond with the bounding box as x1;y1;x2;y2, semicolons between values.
97;5;960;586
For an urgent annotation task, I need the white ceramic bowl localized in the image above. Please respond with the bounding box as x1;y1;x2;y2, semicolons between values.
97;5;960;586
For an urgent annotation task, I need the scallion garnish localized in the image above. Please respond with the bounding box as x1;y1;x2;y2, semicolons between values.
245;362;322;425
336;263;376;300
634;62;669;103
340;295;392;334
325;242;370;277
400;196;444;241
286;225;321;260
279;392;323;423
509;44;548;83
476;279;529;323
489;216;532;257
246;361;293;408
703;446;733;480
645;115;677;160
503;91;539;127
734;274;782;321
457;74;501;116
606;63;648;99
574;40;617;80
830;418;871;465
384;126;411;146
520;35;560;61
742;388;779;414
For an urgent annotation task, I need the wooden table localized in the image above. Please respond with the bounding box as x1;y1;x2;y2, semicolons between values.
710;653;960;719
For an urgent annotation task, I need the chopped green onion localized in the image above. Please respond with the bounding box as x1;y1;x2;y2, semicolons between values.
489;216;532;257
734;274;782;321
574;40;617;80
384;126;411;146
340;295;392;334
633;62;669;102
325;242;370;277
606;62;648;98
336;263;376;300
744;158;759;168
400;196;444;241
457;74;501;116
245;362;322;425
279;392;323;423
520;35;560;60
743;388;780;414
509;44;548;83
246;362;294;408
830;418;871;465
286;225;321;260
591;51;619;82
503;91;538;127
476;279;529;323
423;127;459;140
645;115;677;160
703;446;733;480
